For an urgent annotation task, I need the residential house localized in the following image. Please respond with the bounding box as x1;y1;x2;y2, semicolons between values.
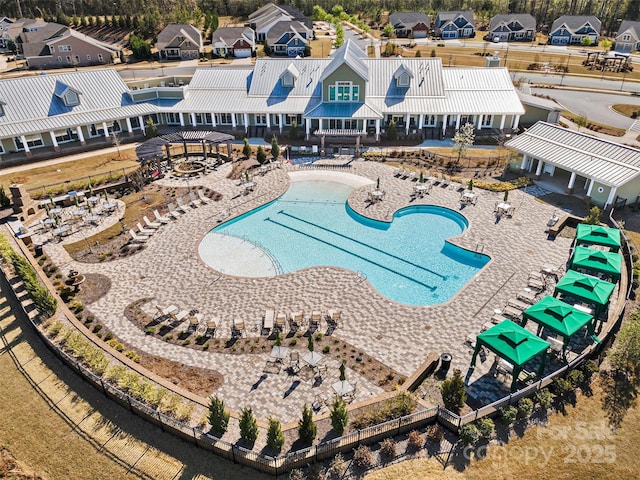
156;24;203;60
0;40;524;164
488;14;536;42
247;2;312;44
548;15;600;45
211;27;255;58
2;18;47;52
387;12;431;38
614;20;640;52
16;23;120;68
434;11;475;39
266;21;310;56
0;17;13;49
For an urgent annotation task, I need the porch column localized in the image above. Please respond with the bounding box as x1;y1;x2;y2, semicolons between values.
179;112;185;127
520;154;528;171
279;114;284;133
243;113;249;132
19;135;30;155
102;122;110;138
566;171;577;194
231;114;236;128
499;115;506;130
190;113;197;126
266;114;271;129
49;131;59;151
212;113;217;127
139;117;146;135
305;118;311;140
405;114;410;134
455;114;461;130
125;118;133;135
535;158;543;178
586;179;594;197
375;118;380;141
477;114;484;130
441;115;448;135
512;115;520;130
605;186;618;208
418;114;424;130
76;126;85;144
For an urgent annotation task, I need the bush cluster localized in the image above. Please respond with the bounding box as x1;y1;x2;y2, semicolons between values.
351;392;417;430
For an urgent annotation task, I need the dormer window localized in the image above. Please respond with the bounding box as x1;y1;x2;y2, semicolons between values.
280;63;299;88
64;90;79;106
54;81;81;107
393;64;414;87
282;72;294;87
397;72;410;86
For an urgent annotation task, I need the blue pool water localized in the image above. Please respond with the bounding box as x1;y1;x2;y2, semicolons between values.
201;179;489;305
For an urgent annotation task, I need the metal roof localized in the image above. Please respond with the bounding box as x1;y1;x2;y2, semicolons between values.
505;121;640;187
320;40;369;82
136;130;234;161
304;102;382;119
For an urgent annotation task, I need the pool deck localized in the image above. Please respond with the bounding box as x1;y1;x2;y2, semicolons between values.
34;159;575;425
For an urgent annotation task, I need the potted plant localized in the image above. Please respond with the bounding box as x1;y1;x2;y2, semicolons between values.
419;171;424;183
503;190;509;202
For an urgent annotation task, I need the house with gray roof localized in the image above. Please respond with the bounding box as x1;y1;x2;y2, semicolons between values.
247;2;312;45
488;14;536;42
156;24;202;60
506;121;640;208
614;20;640;52
548;15;600;45
434;11;475;39
388;12;431;38
0;39;524;163
266;21;310;56
211;27;255;58
0;17;13;50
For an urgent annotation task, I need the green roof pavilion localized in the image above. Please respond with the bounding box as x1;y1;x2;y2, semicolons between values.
570;245;622;283
574;224;621;252
553;270;616;318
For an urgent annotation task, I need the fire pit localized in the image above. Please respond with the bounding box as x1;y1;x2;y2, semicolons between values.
173;160;206;176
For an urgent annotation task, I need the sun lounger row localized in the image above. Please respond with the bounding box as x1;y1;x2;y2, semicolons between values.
154;304;217;337
261;309;342;335
167;189;210;219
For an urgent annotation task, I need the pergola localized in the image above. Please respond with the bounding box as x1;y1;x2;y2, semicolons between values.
135;130;235;162
553;269;616;318
574;224;621;252
470;319;550;392
570;245;622;283
522;295;595;358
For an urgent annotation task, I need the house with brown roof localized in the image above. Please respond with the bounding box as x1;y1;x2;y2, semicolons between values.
388;12;431;38
211;27;255;58
156;24;203;60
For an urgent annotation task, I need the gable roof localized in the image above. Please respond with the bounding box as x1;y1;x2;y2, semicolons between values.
489;14;536;31
320;39;368;82
20;27;118;59
266;20;310;45
211;26;254;46
388;12;431;29
616;20;640;41
550;15;601;34
436;10;474;26
156;24;202;50
505;121;640;187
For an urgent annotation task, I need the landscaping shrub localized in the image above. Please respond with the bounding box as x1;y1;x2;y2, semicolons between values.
534;388;555;410
288;469;304;480
568;369;585;389
475;417;495;440
352;445;372;469
326;453;347;480
330;397;348;435
407;430;424;450
440;369;466;414
458;424;479;445
380;438;397;458
298;404;317;444
498;405;518;425
517;398;534;419
351;392;417;429
239;407;259;444
266;417;285;453
425;424;443;443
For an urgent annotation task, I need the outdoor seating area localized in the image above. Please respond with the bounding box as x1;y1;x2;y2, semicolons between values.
494;200;515;218
259;309;341;336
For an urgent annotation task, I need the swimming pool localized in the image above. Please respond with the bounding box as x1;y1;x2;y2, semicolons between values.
199;175;490;305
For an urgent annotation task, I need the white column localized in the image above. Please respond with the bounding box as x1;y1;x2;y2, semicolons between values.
567;171;577;190
535;158;543;176
405;114;410;134
179;113;185;127
606;186;618;207
139;117;146;134
49;131;59;148
441;115;448;134
500;115;506;130
375;119;380;141
418;114;424;129
586;179;594;196
190;113;197;126
520;154;528;170
19;135;30;153
243;113;248;132
266;114;271;129
231;114;236;128
76;126;85;143
102;122;110;138
212;113;217;127
305;118;311;138
477;114;484;130
455;114;461;130
125;118;132;133
512;115;520;129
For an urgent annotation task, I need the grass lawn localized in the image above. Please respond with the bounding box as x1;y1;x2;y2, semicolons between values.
611;104;640;117
366;382;639;480
562;111;627;137
310;37;333;58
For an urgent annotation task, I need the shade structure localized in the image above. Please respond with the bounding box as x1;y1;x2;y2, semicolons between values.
553;270;616;318
522;296;595;356
471;319;550;392
570;246;622;283
574;224;621;252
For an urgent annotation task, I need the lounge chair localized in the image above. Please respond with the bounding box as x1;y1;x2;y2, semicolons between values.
263;309;274;334
516;290;537;304
136;222;154;236
527;276;546;292
275;312;287;332
288;351;301;375
205;318;218;337
309;310;322;331
232;318;245;338
197;189;210;204
129;229;149;243
154;304;178;320
169;309;189;326
143;215;161;229
176;197;191;213
153;209;170;224
289;311;304;332
187;312;203;333
188;191;202;207
502;305;523;321
326;309;341;328
167;203;182;219
507;298;529;311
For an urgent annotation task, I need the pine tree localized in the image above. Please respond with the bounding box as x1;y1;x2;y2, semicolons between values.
263;41;271;56
266;417;285;452
440;369;466;414
298;404;317;444
330;397;348;434
208;396;230;435
242;137;251;158
239;407;259;444
257;146;267;164
270;136;280;159
386;120;397;140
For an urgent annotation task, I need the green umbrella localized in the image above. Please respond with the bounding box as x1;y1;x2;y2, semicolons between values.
88;182;94;196
307;335;314;352
570;246;622;282
575;224;621;252
103;190;109;202
274;331;282;347
553;270;616;318
339;362;346;381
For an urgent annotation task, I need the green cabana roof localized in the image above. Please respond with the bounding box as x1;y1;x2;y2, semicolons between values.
523;295;594;340
575;224;621;252
570;246;622;282
476;319;550;366
553;270;616;315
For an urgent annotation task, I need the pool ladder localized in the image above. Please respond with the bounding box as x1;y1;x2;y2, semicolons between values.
475;243;485;254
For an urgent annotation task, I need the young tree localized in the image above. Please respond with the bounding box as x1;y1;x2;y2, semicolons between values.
266;417;285;452
383;24;395;37
386;120;397;140
440;369;466;414
145;118;158;137
239;407;259;444
583;206;602;225
256;146;267;164
271;136;280;159
129;34;152;60
453;122;475;165
242;137;252;158
289;120;299;140
458;424;479;445
263;41;271;56
298;404;317;444
208;395;230;434
330;396;348;434
335;23;345;47
581;36;593;48
415;49;422;57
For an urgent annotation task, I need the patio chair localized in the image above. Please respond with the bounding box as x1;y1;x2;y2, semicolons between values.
314;364;328;379
188;191;202;207
326;309;341;328
288;351;301;375
205;318;217;337
232;318;245;338
136;222;155;236
274;312;287;332
129;229;149;243
153;209;170;224
176;197;191;213
263;359;281;375
197;189;210;204
167;203;182;219
143;215;161;229
309;310;322;331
